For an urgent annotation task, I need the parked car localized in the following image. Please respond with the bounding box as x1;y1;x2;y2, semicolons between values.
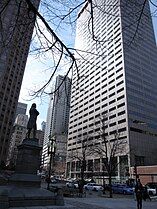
38;172;46;179
66;180;79;188
50;179;58;184
145;183;157;195
84;183;103;191
112;184;134;195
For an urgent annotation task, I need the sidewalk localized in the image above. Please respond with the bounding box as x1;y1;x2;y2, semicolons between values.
9;196;157;209
8;187;157;209
65;196;157;209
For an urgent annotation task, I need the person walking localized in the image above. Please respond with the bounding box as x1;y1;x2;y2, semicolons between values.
142;186;151;201
135;178;143;209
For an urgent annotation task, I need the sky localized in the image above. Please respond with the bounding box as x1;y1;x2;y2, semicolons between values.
19;2;157;130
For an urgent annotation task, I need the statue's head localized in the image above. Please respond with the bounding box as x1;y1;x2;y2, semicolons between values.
32;103;36;108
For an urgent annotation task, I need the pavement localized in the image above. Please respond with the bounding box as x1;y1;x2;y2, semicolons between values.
7;181;157;209
66;196;157;209
9;195;157;209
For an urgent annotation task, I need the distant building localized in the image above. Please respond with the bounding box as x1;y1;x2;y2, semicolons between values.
36;129;45;166
13;102;27;124
0;0;40;164
42;75;71;173
36;129;45;148
15;102;27;117
41;121;46;132
42;95;53;168
7;114;28;167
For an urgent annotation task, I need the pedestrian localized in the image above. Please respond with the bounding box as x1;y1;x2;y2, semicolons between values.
103;181;106;194
78;180;84;197
142;186;151;201
135;178;143;209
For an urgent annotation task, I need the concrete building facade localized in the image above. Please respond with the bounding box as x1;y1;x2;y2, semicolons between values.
66;0;157;180
42;75;71;173
0;0;40;164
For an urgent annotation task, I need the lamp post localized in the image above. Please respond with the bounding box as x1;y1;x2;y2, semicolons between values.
47;135;56;190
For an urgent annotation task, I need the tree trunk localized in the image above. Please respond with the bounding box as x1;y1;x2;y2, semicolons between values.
109;175;113;198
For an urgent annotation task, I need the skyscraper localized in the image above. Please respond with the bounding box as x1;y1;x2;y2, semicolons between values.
42;75;71;170
67;0;157;179
0;1;40;164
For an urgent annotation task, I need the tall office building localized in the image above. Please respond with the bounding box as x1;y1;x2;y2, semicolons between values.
67;0;157;179
0;0;40;164
42;75;71;171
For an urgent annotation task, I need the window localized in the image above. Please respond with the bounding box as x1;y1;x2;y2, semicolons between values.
116;61;122;67
117;87;124;93
109;114;116;119
95;100;101;105
109;99;115;104
117;95;125;101
102;103;107;108
118;119;126;124
118;127;126;132
116;74;123;80
109;79;115;84
118;110;125;116
109;107;116;112
117;80;124;86
117;102;125;108
116;67;123;73
109;92;115;98
102;96;107;101
109;122;116;127
95;107;100;111
109;85;115;91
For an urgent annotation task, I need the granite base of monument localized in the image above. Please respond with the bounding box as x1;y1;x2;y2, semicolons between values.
0;138;64;208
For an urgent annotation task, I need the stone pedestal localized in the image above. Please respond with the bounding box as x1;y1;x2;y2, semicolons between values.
0;138;64;208
9;138;41;187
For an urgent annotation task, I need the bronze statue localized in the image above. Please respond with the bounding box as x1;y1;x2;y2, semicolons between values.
26;103;39;138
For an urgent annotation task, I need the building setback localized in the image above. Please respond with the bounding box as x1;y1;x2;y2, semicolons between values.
42;75;71;172
66;0;157;179
0;0;40;164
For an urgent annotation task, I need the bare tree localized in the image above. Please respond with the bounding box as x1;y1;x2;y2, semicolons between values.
92;114;128;198
67;138;94;195
1;0;156;97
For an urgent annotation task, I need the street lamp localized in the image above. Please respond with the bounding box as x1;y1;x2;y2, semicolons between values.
47;135;56;190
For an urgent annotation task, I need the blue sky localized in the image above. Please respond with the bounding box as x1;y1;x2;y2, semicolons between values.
19;2;157;130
